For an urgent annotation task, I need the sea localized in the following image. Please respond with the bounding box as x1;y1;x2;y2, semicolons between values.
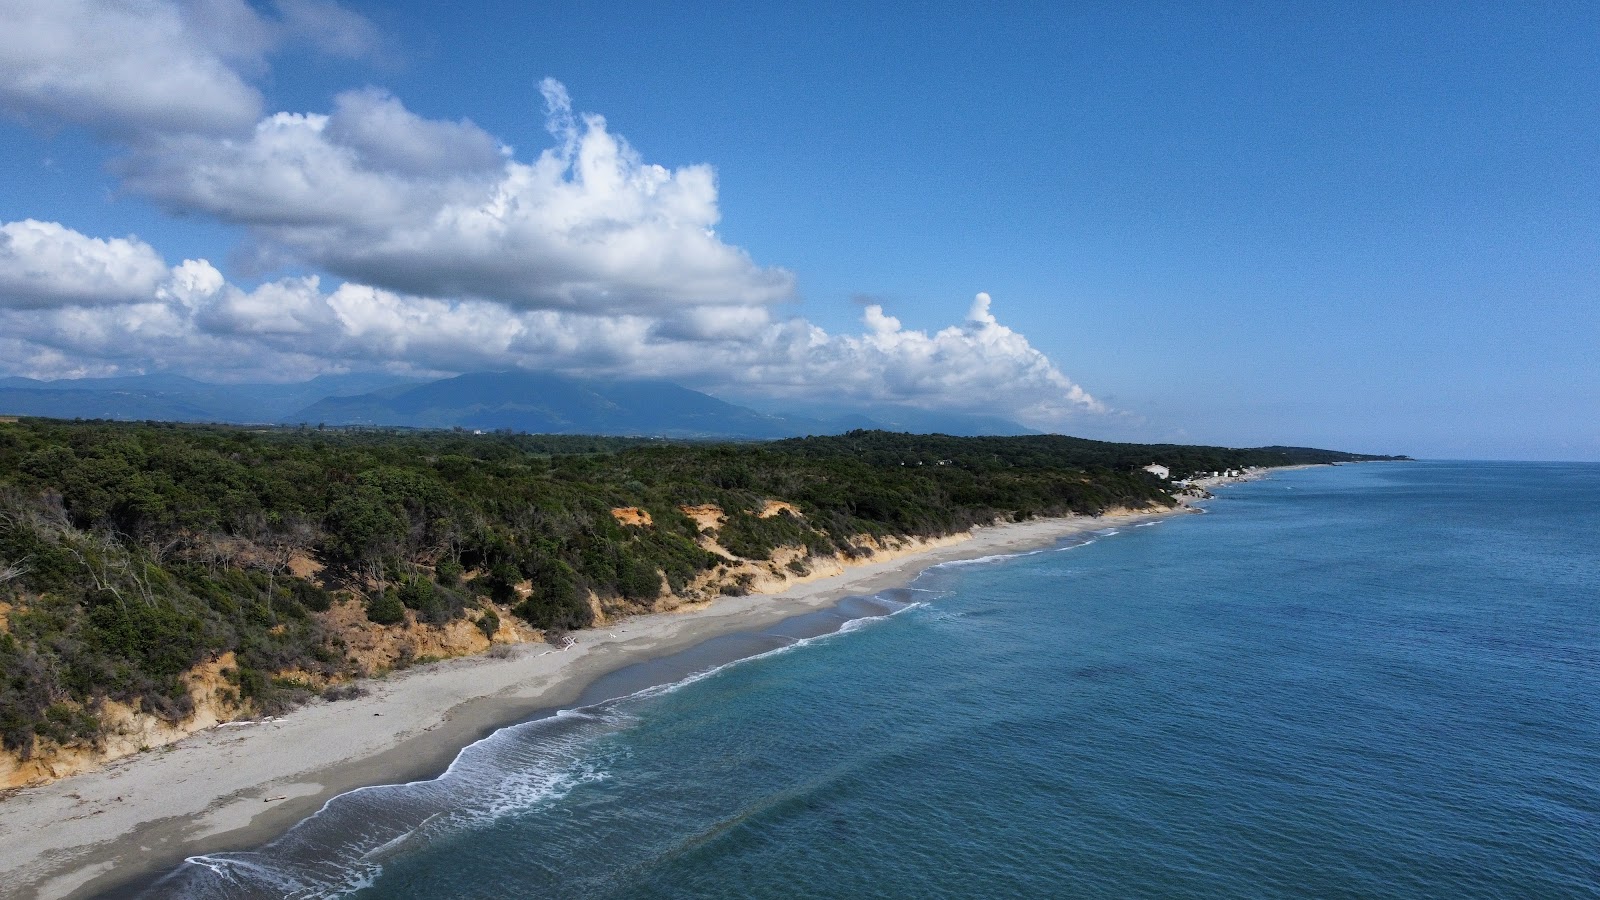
145;461;1600;899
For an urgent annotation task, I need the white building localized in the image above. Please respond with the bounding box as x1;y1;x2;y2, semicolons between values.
1142;463;1170;480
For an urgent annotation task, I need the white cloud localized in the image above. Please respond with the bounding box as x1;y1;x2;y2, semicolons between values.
701;295;1107;422
324;89;504;176
0;0;262;134
1;68;1106;427
273;0;383;60
196;271;337;336
123;108;479;227
122;81;797;314
0;223;1102;426
0;220;171;308
0;0;380;136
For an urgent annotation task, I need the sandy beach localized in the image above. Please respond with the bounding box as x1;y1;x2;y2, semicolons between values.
0;506;1192;900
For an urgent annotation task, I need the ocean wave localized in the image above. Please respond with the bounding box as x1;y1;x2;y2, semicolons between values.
838;600;925;633
931;531;1128;570
635;599;927;699
154;714;615;899
932;547;1046;568
144;596;926;898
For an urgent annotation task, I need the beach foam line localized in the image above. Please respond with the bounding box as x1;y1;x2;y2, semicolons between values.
930;527;1119;570
932;547;1046;568
140;595;930;899
627;598;924;701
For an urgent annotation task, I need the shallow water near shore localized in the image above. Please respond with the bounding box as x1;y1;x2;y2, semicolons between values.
147;462;1600;898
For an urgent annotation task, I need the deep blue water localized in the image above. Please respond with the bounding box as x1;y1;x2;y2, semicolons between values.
156;462;1600;898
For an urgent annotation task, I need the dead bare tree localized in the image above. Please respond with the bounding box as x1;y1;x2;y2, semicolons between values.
60;541;124;609
261;514;315;624
0;555;30;586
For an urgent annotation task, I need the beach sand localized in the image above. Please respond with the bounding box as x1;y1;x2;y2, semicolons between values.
0;507;1189;900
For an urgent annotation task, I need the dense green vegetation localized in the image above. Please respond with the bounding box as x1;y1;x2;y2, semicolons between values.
767;431;1404;478
0;418;1400;759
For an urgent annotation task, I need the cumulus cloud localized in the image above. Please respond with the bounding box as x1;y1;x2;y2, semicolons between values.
0;220;1103;426
0;0;380;136
122;80;796;314
702;295;1106;422
2;64;1106;427
0;220;171;308
122;106;494;227
0;0;262;134
324;89;504;176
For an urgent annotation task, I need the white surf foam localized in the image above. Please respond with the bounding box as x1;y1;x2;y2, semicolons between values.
152;591;936;898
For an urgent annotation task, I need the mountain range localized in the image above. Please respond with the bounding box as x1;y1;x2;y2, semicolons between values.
0;372;1036;438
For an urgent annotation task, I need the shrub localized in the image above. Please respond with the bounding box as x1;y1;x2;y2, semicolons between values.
476;606;500;640
398;577;436;612
486;561;521;604
512;559;591;631
616;554;661;600
365;589;406;626
84;599;206;680
322;684;368;702
291;578;332;612
435;558;463;586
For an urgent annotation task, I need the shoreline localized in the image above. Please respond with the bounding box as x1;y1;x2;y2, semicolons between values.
1;506;1194;900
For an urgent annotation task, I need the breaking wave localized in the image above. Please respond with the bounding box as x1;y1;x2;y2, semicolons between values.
143;592;924;899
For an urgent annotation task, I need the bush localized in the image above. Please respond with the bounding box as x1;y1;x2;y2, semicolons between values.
616;554;661;600
486;561;521;604
85;599;206;680
291;578;332;612
398;577;436;612
365;589;406;626
513;559;590;630
476;606;500;640
321;683;368;702
435;558;463;586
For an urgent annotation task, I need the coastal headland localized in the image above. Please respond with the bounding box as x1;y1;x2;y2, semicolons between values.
1;506;1188;900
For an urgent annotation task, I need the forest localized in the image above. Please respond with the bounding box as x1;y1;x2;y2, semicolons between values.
0;418;1400;759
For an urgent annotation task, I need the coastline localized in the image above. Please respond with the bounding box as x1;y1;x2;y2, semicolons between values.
0;506;1192;900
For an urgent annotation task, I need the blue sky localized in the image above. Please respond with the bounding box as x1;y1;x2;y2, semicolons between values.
1;1;1596;459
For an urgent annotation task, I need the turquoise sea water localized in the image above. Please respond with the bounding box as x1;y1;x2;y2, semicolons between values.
151;462;1600;898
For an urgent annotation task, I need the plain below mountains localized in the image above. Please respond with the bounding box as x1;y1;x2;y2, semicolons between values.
0;372;1037;438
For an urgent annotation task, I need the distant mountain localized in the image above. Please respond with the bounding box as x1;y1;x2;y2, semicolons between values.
754;403;1038;437
0;371;1039;438
0;385;220;423
293;372;823;438
838;406;1037;437
0;373;421;423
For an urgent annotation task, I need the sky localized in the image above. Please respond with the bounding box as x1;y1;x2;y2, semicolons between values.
0;1;1596;460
